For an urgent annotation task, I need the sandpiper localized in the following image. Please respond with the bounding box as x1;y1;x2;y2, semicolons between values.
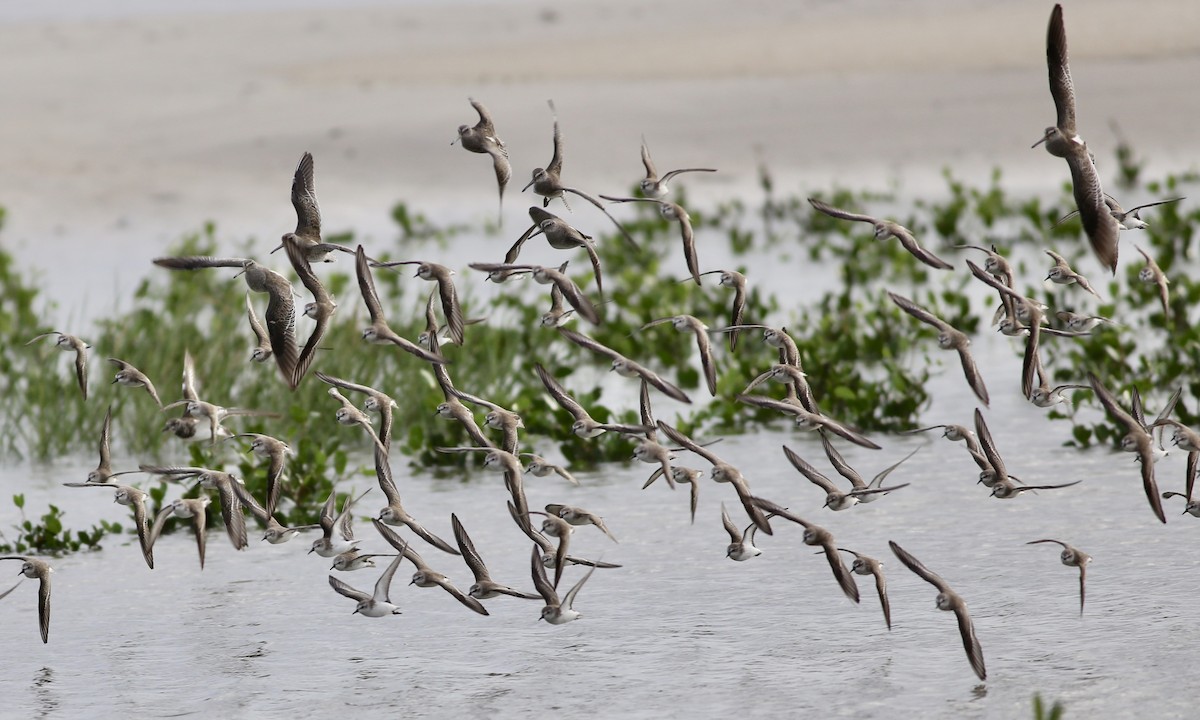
1088;373;1166;523
147;496;211;569
697;270;747;350
26;331;89;399
451;514;540;601
1135;245;1171;320
506;208;604;296
809;198;953;270
245;293;274;363
470;262;601;325
283;233;337;387
372;260;465;345
108;358;163;407
520;454;579;486
657;421;772;534
838;548;891;630
327;553;405;617
354;245;447;365
601;195;701;284
888;291;989;406
152;255;301;387
888;540;986;681
0;556;53;643
1045;250;1101;298
315;372;398;450
268;152;353;263
453;98;511;221
637;138;716;199
640;314;718;396
373;520;487;615
309;487;371;558
522;100;638;249
534;363;652;438
754;499;859;603
229;432;292;519
721;503;763;562
1033;4;1120;274
373;447;459;555
508;501;622;573
529;545;598;625
1026;539;1090;615
558;327;690;403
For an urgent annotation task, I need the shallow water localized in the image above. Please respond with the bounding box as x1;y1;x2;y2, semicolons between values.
2;365;1197;718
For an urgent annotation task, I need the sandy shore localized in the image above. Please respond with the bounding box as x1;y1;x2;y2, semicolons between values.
0;0;1197;317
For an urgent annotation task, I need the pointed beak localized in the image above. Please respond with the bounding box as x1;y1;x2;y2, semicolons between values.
522;178;536;192
1031;136;1047;149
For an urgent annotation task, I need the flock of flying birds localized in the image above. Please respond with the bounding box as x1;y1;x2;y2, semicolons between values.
3;5;1193;682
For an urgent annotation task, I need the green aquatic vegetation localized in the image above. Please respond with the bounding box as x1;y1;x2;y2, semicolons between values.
0;494;118;555
1033;693;1065;720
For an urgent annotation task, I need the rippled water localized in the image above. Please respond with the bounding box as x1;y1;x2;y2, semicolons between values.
2;362;1197;718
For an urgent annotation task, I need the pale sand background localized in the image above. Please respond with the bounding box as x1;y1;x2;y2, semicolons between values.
0;0;1196;317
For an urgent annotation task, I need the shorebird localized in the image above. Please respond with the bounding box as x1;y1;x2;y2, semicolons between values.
315;372;398;450
697;270;747;350
533;363;651;439
974;408;1020;488
452;97;510;221
229;480;321;545
1033;4;1121;274
640;314;718;396
735;394;880;450
508;501;622;573
431;363;496;450
245;293;273;363
451;514;540;601
161;395;276;446
373;520;487;615
1057;195;1185;231
1135;245;1171;320
601;195;700;284
888;291;989;406
108;358;162;407
418;288;486;350
506;207;604;296
1163;492;1200;518
471;262;601;325
0;557;52;643
721;503;764;561
140;465;252;551
354;245;446;365
809;198;953;270
838;548;892;630
558;327;690;403
631;381;680;490
61;481;154;568
545;503;617;542
965;259;1048;400
784;439;913;510
373;448;459;555
326;387;388;455
436;447;531;522
152;255;301;387
1088;373;1166;523
372;260;465;345
889;541;986;681
520;454;579;486
84;404;118;484
529;545;598;625
522;100;638;249
753;499;859;603
955;244;1014;287
1055;310;1116;334
268;152;352;263
445;387;523;455
637;138;716;199
327;553;405;617
990;478;1081;499
661;466;703;524
330;550;396;573
283;233;337;386
527;510;575;590
1026;539;1090;615
228;433;292;519
309;488;371;558
1152;419;1199;503
902;423;990;474
657;421;772;534
742;363;817;414
1045;250;1102;298
26;331;88;399
147;496;211;569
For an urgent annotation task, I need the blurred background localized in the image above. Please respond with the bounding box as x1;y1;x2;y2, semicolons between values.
0;0;1197;319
